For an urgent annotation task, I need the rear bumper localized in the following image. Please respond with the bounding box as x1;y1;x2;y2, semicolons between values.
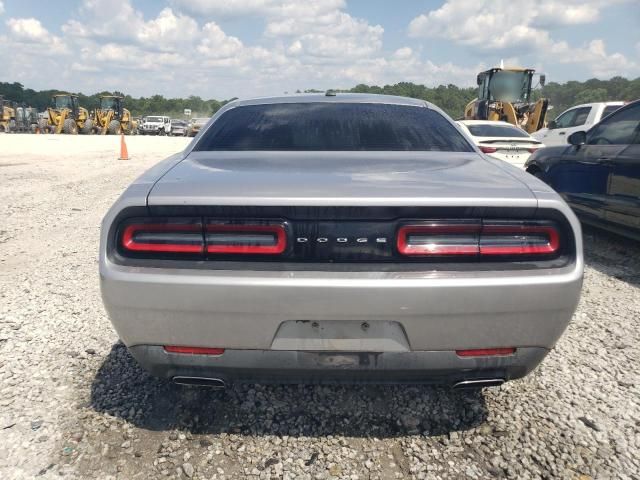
101;259;582;384
130;345;549;385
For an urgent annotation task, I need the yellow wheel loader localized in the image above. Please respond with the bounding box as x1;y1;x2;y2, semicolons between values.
40;93;93;134
94;95;136;135
0;95;16;133
464;67;549;134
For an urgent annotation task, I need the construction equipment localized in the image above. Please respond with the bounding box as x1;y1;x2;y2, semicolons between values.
40;93;93;134
464;66;548;134
0;95;16;133
15;106;39;133
93;95;136;135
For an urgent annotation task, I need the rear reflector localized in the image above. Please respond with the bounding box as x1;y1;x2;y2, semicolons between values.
205;222;287;254
164;346;225;356
456;348;516;357
121;222;203;254
527;148;539;153
398;221;560;257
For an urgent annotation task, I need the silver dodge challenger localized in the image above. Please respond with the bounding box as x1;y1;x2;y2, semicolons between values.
100;94;583;389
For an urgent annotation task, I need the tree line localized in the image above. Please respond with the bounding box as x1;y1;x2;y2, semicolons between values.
1;76;639;120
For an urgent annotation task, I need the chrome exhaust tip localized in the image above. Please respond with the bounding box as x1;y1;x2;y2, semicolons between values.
452;378;505;389
172;376;226;389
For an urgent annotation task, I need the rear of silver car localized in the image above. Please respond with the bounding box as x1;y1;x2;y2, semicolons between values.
100;96;583;388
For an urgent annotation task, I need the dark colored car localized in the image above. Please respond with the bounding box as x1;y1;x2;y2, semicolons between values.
525;100;640;240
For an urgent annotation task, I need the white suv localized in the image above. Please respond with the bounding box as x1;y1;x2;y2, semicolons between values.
139;115;171;136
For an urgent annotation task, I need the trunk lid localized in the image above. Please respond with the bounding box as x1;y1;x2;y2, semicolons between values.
147;151;537;208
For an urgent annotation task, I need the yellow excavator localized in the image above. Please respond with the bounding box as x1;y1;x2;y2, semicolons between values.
0;95;16;133
39;93;93;134
464;66;548;134
93;95;136;134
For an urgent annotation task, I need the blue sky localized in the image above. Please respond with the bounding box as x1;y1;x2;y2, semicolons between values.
0;0;638;99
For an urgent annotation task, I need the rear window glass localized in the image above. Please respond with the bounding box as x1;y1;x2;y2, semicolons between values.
194;103;473;152
466;124;530;138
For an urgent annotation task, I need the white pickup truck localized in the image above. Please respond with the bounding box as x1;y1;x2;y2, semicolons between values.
532;101;624;146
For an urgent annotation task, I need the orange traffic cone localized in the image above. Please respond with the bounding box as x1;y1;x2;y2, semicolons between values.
118;133;129;160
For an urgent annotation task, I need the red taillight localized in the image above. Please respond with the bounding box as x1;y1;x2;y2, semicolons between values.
456;348;516;357
121;221;203;254
205;222;286;255
164;346;225;355
480;146;497;154
397;221;561;257
527;147;539;153
397;222;481;256
480;223;560;255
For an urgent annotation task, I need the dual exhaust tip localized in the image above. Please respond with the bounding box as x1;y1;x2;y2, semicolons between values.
172;377;505;390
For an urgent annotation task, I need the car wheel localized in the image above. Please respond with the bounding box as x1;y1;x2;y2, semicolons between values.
63;118;78;135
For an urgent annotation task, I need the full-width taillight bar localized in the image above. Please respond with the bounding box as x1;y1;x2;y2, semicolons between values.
121;221;204;254
397;220;561;257
205;222;287;255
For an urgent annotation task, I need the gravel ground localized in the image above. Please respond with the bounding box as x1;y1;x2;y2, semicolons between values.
0;134;639;480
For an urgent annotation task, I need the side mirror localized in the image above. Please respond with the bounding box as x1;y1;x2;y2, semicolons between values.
476;74;482;86
568;131;587;146
539;74;546;87
547;120;557;129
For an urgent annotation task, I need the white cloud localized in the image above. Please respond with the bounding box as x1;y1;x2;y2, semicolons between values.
7;18;49;41
171;0;345;18
5;17;68;54
0;0;636;99
553;39;638;77
62;0;143;40
0;1;4;15
196;22;244;60
408;0;619;52
137;8;200;50
408;0;638;78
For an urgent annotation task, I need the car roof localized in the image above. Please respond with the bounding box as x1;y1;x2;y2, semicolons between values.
566;101;625;109
457;120;520;127
228;93;430;108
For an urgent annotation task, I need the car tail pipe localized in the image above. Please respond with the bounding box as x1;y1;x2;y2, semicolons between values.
172;376;226;389
452;378;505;389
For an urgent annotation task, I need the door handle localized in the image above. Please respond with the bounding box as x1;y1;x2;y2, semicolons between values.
598;157;614;164
559;132;566;136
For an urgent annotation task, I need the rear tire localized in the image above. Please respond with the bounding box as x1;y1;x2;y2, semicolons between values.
37;119;49;133
81;119;94;135
108;119;122;135
63;118;78;135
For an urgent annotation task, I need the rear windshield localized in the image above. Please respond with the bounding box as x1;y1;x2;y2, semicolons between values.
194;103;473;152
466;124;530;138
